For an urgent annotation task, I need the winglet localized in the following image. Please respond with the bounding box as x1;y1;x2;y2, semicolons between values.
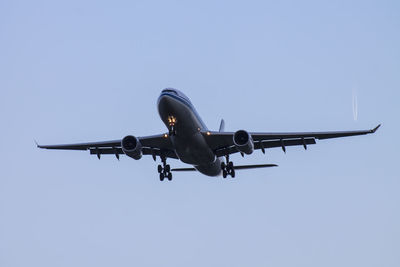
35;140;45;149
371;124;381;133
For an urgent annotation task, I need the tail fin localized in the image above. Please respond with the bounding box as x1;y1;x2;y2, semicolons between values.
219;119;225;132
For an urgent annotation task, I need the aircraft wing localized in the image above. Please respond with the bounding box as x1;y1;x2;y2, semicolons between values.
202;124;381;157
37;134;178;159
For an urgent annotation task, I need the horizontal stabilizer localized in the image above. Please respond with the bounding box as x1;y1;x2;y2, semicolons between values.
171;164;278;172
233;164;278;170
171;167;197;172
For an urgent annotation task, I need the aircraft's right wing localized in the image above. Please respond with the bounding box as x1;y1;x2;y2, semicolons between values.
37;134;178;159
202;124;381;157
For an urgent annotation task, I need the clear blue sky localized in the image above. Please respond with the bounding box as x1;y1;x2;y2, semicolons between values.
1;0;399;266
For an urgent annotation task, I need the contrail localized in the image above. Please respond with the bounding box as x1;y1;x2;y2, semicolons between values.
352;88;358;121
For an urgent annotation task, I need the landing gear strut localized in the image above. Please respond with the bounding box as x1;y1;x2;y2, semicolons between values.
168;125;176;136
221;155;235;178
158;156;172;181
168;116;177;136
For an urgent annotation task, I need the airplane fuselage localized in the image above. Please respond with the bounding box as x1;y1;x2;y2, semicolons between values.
157;90;222;176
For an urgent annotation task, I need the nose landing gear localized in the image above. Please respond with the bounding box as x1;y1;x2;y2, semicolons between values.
168;125;176;136
158;156;172;181
221;155;235;178
168;116;177;136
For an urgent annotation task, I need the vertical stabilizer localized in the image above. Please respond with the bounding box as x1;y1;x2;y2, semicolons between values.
219;119;225;132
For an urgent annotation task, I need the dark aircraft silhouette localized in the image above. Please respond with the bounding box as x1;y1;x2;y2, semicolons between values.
38;88;380;181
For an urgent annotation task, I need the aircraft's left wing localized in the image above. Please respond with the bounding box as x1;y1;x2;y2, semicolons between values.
202;124;381;157
37;134;178;159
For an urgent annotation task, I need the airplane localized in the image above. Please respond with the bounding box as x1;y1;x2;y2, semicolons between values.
37;88;380;181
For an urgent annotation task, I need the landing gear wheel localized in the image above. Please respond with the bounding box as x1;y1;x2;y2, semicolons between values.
158;165;163;173
158;156;170;181
221;159;236;179
227;161;233;170
221;162;226;170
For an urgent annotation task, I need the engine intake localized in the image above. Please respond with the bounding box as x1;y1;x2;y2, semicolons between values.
121;135;142;160
233;130;254;155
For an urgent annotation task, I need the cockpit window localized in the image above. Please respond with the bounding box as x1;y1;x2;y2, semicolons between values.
162;89;178;95
162;88;192;104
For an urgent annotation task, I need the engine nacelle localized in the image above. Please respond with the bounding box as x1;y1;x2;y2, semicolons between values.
233;130;254;155
121;135;142;160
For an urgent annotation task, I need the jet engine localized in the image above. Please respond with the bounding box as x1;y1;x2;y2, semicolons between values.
233;130;254;155
121;135;142;160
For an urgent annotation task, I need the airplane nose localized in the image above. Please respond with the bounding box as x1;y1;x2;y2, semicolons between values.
158;94;173;108
158;94;175;116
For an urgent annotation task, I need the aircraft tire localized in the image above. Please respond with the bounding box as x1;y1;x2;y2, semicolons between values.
167;172;172;181
165;164;171;172
158;165;163;173
222;170;227;178
160;173;165;181
221;162;226;170
231;169;235;178
228;161;233;169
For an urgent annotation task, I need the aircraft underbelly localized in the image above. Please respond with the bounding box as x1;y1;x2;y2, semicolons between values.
158;92;222;176
172;132;215;165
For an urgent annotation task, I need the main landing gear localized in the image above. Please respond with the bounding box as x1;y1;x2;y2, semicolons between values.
158;156;172;181
221;155;235;178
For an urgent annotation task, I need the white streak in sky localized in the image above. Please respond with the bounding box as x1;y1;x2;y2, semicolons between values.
352;88;358;121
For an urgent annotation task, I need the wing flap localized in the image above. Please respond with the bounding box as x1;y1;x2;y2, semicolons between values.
214;137;316;157
89;147;179;159
89;148;124;155
257;137;316;149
